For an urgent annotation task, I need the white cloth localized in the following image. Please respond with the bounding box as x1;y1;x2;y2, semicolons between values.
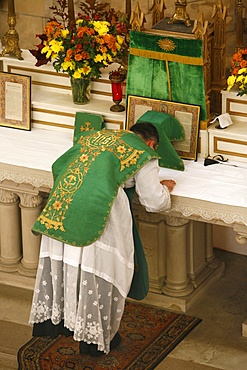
210;113;233;129
29;158;171;353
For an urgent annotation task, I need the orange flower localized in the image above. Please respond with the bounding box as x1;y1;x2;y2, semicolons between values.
240;59;247;68
105;34;117;52
77;26;95;38
44;21;63;40
81;51;90;59
229;47;247;75
231;67;240;75
67;49;73;58
99;45;107;53
74;53;83;61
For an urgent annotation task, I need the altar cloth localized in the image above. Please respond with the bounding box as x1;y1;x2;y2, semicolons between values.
159;159;247;209
1;126;247;212
0;126;73;171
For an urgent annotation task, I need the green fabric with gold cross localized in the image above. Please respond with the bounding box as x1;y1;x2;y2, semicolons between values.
32;129;159;247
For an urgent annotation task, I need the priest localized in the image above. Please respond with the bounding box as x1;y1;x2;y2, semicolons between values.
29;122;176;357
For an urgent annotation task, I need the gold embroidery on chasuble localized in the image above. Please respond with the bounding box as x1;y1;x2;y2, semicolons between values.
80;121;97;132
37;131;145;234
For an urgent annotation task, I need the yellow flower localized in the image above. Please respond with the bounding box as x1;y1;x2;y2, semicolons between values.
50;39;64;53
116;35;124;45
236;75;244;83
227;75;236;91
81;65;92;75
106;53;113;62
238;67;247;75
93;21;110;36
41;42;53;58
73;70;82;79
116;42;121;51
61;29;69;38
76;18;86;24
62;61;75;71
51;53;58;60
94;54;103;62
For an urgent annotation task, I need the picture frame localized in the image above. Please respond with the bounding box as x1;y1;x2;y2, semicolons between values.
126;95;201;160
0;72;31;131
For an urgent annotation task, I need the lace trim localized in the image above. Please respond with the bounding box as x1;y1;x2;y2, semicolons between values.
0;164;52;189
170;196;247;226
29;258;125;354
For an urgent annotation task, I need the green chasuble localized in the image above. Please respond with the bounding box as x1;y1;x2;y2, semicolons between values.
32;129;159;247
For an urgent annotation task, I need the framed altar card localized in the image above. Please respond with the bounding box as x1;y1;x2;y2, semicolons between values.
126;95;201;160
0;72;31;131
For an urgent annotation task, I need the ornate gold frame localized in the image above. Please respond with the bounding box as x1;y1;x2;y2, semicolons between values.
0;72;31;131
126;95;200;160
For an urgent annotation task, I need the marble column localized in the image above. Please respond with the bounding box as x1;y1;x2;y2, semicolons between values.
162;215;194;297
17;192;43;277
205;223;214;261
0;189;22;272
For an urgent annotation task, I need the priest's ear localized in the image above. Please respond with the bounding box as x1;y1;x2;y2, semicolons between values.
145;139;157;150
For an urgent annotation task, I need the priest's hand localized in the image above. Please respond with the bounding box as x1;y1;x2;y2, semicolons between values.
160;179;176;192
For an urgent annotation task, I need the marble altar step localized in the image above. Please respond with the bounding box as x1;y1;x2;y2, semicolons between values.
31;85;126;132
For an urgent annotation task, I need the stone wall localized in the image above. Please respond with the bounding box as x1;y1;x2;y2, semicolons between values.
0;0;245;69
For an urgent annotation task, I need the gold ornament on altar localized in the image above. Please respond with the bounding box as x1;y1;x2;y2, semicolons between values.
129;2;145;31
1;0;23;60
168;0;191;27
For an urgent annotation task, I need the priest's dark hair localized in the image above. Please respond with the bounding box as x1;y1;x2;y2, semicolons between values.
129;122;159;147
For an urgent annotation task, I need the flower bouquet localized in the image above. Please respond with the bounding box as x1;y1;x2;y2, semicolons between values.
29;0;128;104
226;47;247;96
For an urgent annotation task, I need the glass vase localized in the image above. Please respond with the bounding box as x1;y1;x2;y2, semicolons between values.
70;76;91;104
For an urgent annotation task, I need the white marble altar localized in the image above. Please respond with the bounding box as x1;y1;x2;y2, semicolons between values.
1;125;247;316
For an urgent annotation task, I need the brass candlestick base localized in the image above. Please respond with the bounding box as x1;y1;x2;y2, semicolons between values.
168;1;191;27
1;15;23;60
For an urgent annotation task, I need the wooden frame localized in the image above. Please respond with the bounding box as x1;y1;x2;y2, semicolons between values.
0;72;31;131
126;95;201;160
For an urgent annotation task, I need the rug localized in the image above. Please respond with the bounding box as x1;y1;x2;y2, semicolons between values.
18;302;201;370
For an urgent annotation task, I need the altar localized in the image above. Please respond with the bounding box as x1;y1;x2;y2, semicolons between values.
0;39;247;335
1;125;247;319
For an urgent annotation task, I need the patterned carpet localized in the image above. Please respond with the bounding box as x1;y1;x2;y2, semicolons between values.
18;301;201;370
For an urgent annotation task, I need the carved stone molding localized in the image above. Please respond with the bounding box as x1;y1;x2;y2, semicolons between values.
165;215;190;227
235;234;247;245
0;189;19;204
133;203;166;223
233;224;247;244
18;192;43;208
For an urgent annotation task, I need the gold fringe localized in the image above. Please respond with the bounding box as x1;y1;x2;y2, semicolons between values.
166;60;172;101
129;47;204;66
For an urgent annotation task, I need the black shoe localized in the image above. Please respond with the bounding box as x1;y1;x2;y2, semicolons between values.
110;332;121;350
89;344;105;357
79;341;90;355
89;332;122;357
